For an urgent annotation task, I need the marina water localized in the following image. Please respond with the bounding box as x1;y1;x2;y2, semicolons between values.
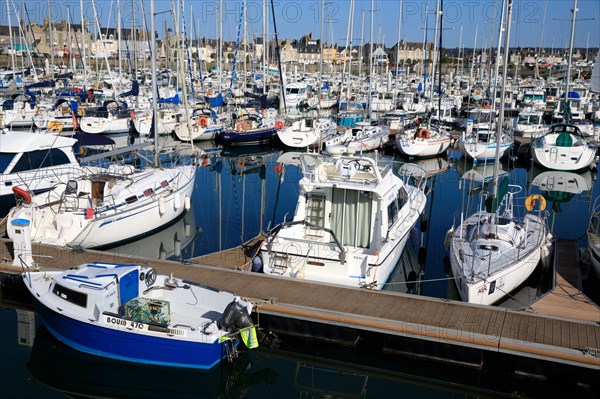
2;137;599;398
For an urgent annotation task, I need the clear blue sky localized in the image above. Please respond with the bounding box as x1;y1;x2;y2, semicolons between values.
5;0;599;50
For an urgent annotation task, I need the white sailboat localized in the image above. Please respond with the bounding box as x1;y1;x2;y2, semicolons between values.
277;117;336;148
395;124;452;158
6;5;196;249
446;0;552;306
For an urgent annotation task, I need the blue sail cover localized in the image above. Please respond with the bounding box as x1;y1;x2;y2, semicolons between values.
119;80;139;98
560;91;580;99
157;92;181;104
25;80;56;89
205;93;223;107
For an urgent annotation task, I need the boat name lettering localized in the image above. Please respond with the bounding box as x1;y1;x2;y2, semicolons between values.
106;317;144;329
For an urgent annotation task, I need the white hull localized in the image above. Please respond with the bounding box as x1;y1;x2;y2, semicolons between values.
532;135;596;171
173;123;220;141
396;134;452;158
457;136;512;161
448;212;549;305
7;165;195;249
80;116;131;134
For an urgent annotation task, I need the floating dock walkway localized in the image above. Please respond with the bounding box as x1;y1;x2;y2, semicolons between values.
0;236;598;380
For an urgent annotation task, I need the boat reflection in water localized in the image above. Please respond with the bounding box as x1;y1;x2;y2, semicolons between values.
28;325;277;399
105;207;197;260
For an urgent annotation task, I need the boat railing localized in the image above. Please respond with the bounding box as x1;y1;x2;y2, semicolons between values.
266;220;346;264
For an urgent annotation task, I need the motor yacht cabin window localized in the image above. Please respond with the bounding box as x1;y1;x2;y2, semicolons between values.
10;149;71;173
0;153;15;173
331;188;372;248
387;198;399;228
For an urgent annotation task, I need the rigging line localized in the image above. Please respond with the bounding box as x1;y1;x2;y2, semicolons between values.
384;275;458;286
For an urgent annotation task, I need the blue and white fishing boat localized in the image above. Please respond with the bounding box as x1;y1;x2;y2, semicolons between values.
22;261;258;369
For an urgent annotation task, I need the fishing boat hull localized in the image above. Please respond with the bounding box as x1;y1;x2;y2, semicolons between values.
22;263;256;370
33;299;226;369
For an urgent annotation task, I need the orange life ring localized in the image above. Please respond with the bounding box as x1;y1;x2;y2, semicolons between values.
275;120;285;130
273;164;284;174
236;122;245;132
484;104;491;109
12;186;31;205
198;116;209;127
525;194;546;212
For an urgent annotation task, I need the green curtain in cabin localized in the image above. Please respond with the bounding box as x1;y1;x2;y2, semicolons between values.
331;188;372;248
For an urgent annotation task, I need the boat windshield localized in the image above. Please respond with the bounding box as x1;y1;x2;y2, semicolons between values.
0;153;15;174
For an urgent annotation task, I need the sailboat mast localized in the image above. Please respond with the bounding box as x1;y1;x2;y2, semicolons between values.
80;0;87;88
563;0;578;122
368;0;374;118
490;0;513;202
150;0;159;166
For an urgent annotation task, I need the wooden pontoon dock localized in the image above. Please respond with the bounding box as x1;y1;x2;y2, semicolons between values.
0;236;598;385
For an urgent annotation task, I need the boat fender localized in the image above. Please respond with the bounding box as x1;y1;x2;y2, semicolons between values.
444;227;454;250
418;247;427;265
174;239;181;258
221;299;254;332
420;214;428;232
409;227;420;248
525;194;546;211
12;186;31;205
174;193;182;210
184;195;191;211
251;255;263;272
158;197;166;216
406;270;418;292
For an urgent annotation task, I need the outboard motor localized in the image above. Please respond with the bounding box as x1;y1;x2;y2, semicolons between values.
221;299;254;332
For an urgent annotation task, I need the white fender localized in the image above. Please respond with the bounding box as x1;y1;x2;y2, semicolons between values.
174;193;182;210
184;195;191;211
174;239;181;258
158;197;166;216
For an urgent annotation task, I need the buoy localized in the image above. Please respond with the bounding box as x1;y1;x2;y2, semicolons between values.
174;193;182;210
275;120;285;130
184;195;191;211
158;197;166;216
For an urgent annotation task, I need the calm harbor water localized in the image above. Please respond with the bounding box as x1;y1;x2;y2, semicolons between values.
2;135;599;398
